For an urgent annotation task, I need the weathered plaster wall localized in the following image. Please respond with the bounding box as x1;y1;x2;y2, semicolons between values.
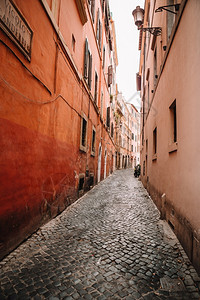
0;0;116;259
140;0;200;274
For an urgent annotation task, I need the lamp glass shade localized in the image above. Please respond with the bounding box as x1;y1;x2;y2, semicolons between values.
132;6;144;29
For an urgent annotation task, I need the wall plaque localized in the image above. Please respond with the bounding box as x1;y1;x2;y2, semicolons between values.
0;0;33;60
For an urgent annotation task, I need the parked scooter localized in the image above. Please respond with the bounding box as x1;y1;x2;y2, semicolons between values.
134;164;141;178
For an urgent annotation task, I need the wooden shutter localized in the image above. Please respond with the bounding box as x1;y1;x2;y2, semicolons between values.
102;46;105;68
108;65;113;86
106;107;110;128
94;72;98;103
136;72;141;91
88;54;92;89
99;22;102;50
84;39;88;79
96;9;100;41
102;0;105;13
91;0;95;22
108;31;112;51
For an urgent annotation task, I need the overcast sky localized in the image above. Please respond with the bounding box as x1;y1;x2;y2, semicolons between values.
109;0;144;109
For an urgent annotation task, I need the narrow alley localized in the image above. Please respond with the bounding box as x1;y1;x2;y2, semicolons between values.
0;169;200;300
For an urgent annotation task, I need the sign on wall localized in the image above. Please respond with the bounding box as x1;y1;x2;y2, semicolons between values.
0;0;33;61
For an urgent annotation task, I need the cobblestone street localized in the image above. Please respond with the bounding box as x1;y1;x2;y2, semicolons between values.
0;169;200;300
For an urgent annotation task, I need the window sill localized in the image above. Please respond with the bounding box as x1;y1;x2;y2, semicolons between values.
168;142;178;153
80;145;87;153
91;151;95;157
152;153;157;161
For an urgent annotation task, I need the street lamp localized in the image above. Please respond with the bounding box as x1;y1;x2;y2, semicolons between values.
132;6;162;36
132;6;144;29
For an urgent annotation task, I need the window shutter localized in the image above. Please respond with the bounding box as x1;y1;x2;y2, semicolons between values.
108;65;113;86
99;22;102;50
102;46;105;68
111;122;114;137
96;9;100;41
91;0;95;22
106;107;110;128
108;31;112;51
136;72;141;91
88;54;92;89
84;39;88;79
102;0;105;13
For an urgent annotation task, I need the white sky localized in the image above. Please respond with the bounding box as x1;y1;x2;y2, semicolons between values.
109;0;144;109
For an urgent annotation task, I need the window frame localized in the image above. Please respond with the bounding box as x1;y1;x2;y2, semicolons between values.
83;38;92;90
88;0;95;23
94;71;98;104
152;127;157;160
106;106;110;129
169;99;178;153
80;112;88;152
91;126;96;156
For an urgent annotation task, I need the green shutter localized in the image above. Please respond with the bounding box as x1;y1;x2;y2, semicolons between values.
88;54;92;89
84;39;88;79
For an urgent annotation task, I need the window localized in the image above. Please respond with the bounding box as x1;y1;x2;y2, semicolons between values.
169;100;177;143
80;114;88;152
101;0;105;13
88;0;95;22
108;65;113;87
154;47;157;87
132;133;134;140
72;34;76;52
147;81;150;109
146;139;148;154
78;174;85;191
96;9;102;50
153;127;157;155
111;122;114;138
100;92;103;117
91;127;96;156
167;0;176;41
106;107;110;129
83;39;92;89
131;145;133;152
94;72;98;104
102;46;105;69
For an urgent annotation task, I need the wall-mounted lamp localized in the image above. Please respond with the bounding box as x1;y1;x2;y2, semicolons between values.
155;4;180;15
132;6;144;29
132;6;162;36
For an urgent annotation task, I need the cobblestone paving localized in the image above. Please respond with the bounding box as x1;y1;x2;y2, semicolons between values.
0;169;200;300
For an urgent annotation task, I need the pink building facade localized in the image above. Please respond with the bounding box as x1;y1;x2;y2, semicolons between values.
136;0;200;274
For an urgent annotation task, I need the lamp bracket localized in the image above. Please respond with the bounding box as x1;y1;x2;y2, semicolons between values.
140;27;162;36
155;4;180;15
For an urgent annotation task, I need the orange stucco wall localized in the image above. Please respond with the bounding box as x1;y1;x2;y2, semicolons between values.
0;0;116;259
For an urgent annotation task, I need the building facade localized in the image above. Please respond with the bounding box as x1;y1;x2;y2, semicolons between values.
136;0;200;273
114;92;140;170
0;0;118;259
127;103;140;167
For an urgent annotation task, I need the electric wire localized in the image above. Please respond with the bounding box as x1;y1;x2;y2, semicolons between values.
0;75;82;118
0;39;52;95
